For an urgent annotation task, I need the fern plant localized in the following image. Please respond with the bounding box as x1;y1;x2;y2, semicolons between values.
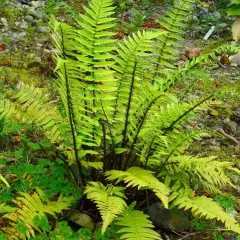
0;0;240;238
1;188;73;239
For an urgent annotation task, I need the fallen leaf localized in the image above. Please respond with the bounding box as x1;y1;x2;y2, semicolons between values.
220;55;230;65
68;210;94;231
180;55;188;61
185;47;201;59
143;22;157;28
0;42;6;52
160;25;168;30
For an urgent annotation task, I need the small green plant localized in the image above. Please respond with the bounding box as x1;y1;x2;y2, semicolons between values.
213;234;224;240
214;195;235;211
228;0;240;16
190;218;209;231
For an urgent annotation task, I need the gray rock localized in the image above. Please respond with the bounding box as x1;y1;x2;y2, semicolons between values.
192;15;199;22
200;7;208;14
213;11;221;19
209;146;221;152
30;1;40;8
230;63;238;68
15;21;21;27
37;26;49;33
207;139;220;146
28;7;38;16
43;49;51;53
34;56;41;62
229;54;240;67
1;18;8;27
232;109;240;119
20;21;28;29
19;32;27;37
14;2;23;10
223;118;237;133
147;203;190;232
219;23;227;28
22;4;29;10
30;1;45;8
25;15;34;22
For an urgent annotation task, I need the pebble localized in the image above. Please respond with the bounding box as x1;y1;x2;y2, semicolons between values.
28;7;38;16
30;1;45;8
209;146;221;151
20;21;28;29
43;48;51;53
192;15;199;22
1;18;8;27
25;15;34;22
37;26;49;33
213;11;221;19
230;63;238;68
223;118;238;133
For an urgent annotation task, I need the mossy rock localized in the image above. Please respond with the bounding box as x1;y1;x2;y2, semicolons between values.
147;202;190;232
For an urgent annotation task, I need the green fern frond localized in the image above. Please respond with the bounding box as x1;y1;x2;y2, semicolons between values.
51;0;117;155
112;30;166;145
172;196;240;234
145;130;209;168
0;203;16;214
169;44;240;91
105;167;169;208
168;156;235;189
85;182;127;234
0;173;10;187
3;188;73;238
151;0;196;86
0;83;69;143
115;208;162;240
137;97;215;168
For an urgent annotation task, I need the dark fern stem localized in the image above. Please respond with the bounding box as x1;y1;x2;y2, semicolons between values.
126;94;164;169
119;60;137;170
161;94;213;133
155;94;214;176
100;99;117;170
60;25;83;187
152;5;182;85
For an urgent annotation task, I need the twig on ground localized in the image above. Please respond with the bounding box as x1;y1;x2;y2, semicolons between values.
216;128;240;148
178;229;233;240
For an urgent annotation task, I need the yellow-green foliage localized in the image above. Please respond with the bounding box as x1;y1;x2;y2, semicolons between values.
115;208;162;240
105;167;169;208
173;196;240;234
0;203;16;214
0;82;69;143
85;182;127;234
0;173;9;187
2;188;73;239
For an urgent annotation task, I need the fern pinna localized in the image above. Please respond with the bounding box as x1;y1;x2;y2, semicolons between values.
0;0;240;238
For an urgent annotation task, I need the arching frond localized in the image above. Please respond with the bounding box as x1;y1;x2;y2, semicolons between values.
3;188;73;238
51;0;117;156
116;208;162;240
150;0;196;87
0;173;9;187
167;156;235;189
0;83;69;143
85;182;127;234
0;203;16;214
105;167;169;208
172;196;240;234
